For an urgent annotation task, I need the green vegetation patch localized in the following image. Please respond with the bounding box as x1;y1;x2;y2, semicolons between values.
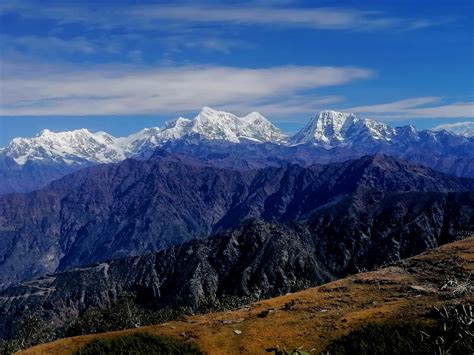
323;307;473;355
75;333;203;355
323;322;433;355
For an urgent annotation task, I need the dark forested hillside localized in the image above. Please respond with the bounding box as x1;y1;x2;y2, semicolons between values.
0;152;473;290
0;189;473;339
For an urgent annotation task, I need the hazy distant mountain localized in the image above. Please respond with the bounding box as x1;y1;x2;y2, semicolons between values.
0;108;473;195
0;152;472;290
433;121;474;137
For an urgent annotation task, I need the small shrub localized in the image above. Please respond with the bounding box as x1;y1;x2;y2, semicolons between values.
0;339;20;355
75;333;203;355
65;295;192;337
197;294;258;313
14;314;55;350
421;304;473;354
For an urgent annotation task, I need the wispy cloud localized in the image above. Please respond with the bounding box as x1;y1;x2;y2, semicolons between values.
0;62;372;115
345;97;474;120
0;1;436;32
0;35;101;57
172;37;252;54
0;1;441;66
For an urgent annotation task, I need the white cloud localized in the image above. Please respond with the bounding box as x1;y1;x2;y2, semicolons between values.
0;1;435;32
0;62;372;115
344;97;474;120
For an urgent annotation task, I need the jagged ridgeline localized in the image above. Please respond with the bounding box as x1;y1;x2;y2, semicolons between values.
0;153;473;340
0;153;473;289
1;108;473;195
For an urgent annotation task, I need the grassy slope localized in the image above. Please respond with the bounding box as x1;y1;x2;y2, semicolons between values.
19;237;474;355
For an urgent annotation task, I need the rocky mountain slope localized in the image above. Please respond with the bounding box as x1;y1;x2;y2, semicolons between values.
1;108;473;195
13;237;474;354
4;228;474;353
0;153;473;290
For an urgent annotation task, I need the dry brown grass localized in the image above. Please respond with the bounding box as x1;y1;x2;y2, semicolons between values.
18;237;474;355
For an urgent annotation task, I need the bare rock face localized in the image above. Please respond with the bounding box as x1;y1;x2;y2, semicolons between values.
0;189;472;339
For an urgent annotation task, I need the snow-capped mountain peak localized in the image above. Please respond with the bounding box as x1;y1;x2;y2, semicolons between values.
291;110;356;146
3;128;126;165
0;107;289;166
190;107;242;142
7;108;469;169
291;110;398;147
432;121;474;137
164;117;192;129
158;117;192;142
312;110;357;142
37;129;53;137
240;111;288;143
188;107;287;143
119;127;162;156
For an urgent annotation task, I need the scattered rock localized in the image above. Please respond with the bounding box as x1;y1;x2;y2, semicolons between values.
281;300;296;310
409;285;437;294
257;308;276;318
222;319;244;324
233;329;242;335
239;306;251;312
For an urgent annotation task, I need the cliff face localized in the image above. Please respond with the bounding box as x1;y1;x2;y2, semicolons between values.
1;189;472;338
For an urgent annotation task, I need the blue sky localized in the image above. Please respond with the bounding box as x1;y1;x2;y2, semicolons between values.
0;0;473;146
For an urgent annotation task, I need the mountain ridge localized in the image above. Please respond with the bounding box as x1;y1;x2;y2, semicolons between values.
0;107;287;167
433;121;474;137
0;191;472;340
0;153;472;290
1;108;473;195
3;108;472;167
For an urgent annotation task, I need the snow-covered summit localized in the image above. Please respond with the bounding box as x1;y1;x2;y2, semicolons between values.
188;107;287;143
240;111;288;143
433;121;474;138
291;110;396;147
3;128;126;165
0;107;287;166
4;107;470;168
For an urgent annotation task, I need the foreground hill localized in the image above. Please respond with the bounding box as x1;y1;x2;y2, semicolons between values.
18;237;474;355
1;153;472;289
